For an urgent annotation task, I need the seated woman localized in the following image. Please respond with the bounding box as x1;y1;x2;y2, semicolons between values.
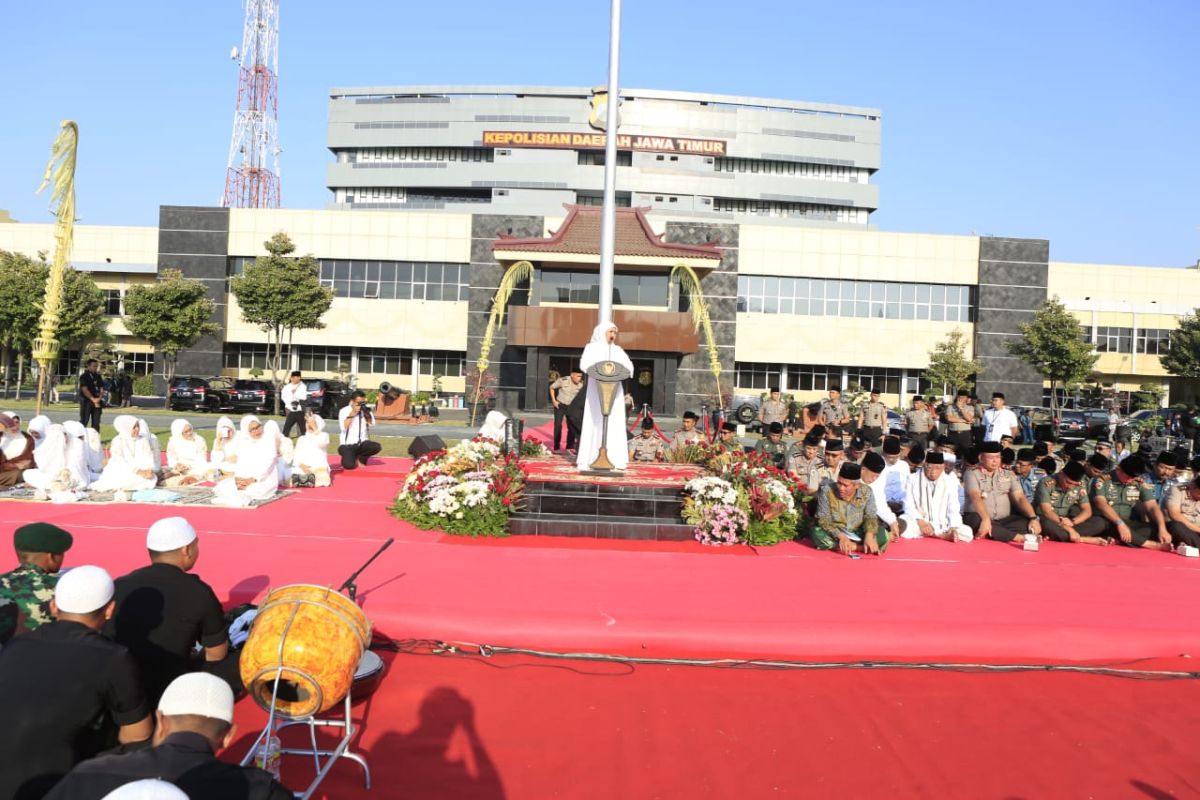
0;412;36;488
23;424;86;498
210;416;238;477
213;415;280;507
163;419;210;487
26;415;52;452
63;421;99;485
478;410;508;443
291;413;331;488
82;426;105;477
262;420;293;486
139;417;162;467
89;415;159;492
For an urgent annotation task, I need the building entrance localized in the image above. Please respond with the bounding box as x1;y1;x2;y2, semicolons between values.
525;348;678;416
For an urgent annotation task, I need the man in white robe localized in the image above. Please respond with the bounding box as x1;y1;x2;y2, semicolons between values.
576;322;634;471
901;451;973;542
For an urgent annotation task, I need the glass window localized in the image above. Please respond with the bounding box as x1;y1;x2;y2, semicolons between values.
640;274;668;307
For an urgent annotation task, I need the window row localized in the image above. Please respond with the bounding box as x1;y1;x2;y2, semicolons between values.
1083;326;1174;355
54;350;153;377
735;362;932;396
576;151;633;167
712;198;867;223
712;158;869;183
537;270;671;308
353;147;493;163
222;344;466;377
737;275;974;322
230;257;470;301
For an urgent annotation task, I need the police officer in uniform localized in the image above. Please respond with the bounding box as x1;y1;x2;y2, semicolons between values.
629;418;665;463
550;367;585;452
943;390;975;455
45;672;292;800
904;396;933;451
670;411;706;454
819;388;851;444
109;518;234;705
787;432;822;486
758;387;788;433
0;566;152;800
755;422;789;469
0;522;74;633
963;441;1042;543
1013;448;1039;504
809;438;846;490
859;388;888;447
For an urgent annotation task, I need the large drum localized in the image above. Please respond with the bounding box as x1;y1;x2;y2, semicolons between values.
240;584;371;718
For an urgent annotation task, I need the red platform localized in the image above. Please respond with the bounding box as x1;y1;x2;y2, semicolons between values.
3;455;1199;798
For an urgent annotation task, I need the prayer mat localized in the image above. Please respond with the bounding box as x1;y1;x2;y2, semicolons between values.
0;485;295;509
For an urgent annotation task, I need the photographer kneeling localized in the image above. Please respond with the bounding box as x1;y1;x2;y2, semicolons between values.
337;390;382;470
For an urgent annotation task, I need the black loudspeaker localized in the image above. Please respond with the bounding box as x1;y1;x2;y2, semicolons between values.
408;435;447;459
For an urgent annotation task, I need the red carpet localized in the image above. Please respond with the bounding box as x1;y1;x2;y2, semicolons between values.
4;456;1200;797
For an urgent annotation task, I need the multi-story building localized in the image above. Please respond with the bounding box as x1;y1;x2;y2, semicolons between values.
0;85;1194;414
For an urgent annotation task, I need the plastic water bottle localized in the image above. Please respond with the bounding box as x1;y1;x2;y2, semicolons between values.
254;723;282;779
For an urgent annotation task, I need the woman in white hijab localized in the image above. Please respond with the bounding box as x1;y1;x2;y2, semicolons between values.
83;426;105;476
478;411;508;443
576;321;634;471
163;419;210;487
22;423;73;495
62;420;97;485
210;415;238;477
213;415;280;506
262;420;293;485
90;415;159;491
139;418;162;467
0;413;35;488
26;415;52;451
291;413;331;487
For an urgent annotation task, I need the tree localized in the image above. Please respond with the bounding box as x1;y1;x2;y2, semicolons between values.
123;269;219;405
1132;382;1166;411
0;249;106;393
229;233;334;413
1161;311;1200;378
1006;297;1099;416
924;329;985;398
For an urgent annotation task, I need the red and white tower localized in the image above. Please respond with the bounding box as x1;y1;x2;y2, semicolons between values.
222;0;281;208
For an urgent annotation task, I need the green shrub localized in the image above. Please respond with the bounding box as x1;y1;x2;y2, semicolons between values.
133;374;155;396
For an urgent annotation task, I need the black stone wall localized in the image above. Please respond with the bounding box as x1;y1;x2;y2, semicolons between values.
156;206;230;389
663;222;739;415
466;214;544;411
974;237;1049;407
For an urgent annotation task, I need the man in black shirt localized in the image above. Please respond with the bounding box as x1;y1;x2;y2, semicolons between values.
78;359;105;432
46;672;292;800
109;517;233;705
0;565;152;800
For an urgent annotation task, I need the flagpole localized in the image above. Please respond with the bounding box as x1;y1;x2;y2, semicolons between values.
597;0;622;326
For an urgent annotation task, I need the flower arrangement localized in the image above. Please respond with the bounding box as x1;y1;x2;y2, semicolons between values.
391;437;523;536
519;435;551;458
682;449;811;547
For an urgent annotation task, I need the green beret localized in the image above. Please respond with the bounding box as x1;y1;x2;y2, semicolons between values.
14;522;74;554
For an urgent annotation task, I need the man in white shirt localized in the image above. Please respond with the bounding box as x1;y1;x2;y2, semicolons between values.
862;452;905;540
280;371;309;438
337;390;382;470
982;392;1019;443
902;452;973;542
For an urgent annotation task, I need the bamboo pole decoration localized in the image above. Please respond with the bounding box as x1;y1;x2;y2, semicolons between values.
32;121;79;417
471;260;533;426
670;264;724;409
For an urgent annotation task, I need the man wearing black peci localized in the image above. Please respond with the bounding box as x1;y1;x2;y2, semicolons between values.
280;370;309;438
338;390;382;470
78;359;105;432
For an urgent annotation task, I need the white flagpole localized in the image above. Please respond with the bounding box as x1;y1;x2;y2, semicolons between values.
597;0;622;326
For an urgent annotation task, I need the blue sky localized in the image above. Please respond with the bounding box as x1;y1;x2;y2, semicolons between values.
2;0;1196;266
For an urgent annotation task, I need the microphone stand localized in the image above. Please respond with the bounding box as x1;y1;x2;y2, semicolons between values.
338;538;394;603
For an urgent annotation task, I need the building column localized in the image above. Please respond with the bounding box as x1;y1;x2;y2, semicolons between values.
410;351;420;393
900;368;910;408
840;367;849;392
973;237;1050;407
778;363;789;393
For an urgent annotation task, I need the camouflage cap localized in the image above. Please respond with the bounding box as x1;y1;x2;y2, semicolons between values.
13;522;74;554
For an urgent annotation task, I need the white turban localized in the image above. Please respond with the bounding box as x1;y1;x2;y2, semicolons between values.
101;780;189;800
146;516;197;552
55;565;114;614
158;672;234;723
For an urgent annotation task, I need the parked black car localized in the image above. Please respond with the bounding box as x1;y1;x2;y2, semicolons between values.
168;376;274;414
302;379;352;417
1056;409;1110;442
230;379;276;414
167;376;223;412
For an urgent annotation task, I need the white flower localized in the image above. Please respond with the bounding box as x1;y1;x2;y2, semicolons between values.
685;476;738;505
764;479;796;512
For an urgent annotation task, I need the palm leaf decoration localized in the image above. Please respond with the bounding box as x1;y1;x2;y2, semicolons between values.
670;264;723;408
471;260;533;425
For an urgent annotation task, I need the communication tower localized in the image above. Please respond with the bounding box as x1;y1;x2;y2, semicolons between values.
222;0;281;208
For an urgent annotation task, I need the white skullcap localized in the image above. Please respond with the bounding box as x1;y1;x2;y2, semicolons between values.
146;516;197;552
157;672;235;723
101;779;189;800
55;565;114;614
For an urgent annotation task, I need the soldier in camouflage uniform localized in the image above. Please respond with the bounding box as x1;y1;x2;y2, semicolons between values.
1034;461;1109;544
1089;454;1170;550
0;522;74;632
628;418;665;463
715;421;741;453
755;422;789;469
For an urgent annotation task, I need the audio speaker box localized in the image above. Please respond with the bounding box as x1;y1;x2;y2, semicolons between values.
408;434;447;459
